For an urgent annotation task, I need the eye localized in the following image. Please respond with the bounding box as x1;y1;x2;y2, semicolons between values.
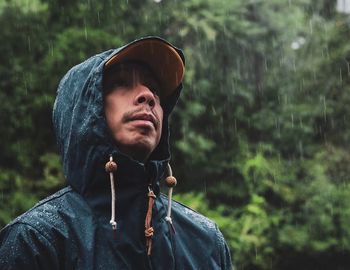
149;86;158;95
110;77;135;90
146;86;161;102
114;79;128;87
145;81;160;96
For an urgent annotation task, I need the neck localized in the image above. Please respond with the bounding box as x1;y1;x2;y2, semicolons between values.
117;144;151;163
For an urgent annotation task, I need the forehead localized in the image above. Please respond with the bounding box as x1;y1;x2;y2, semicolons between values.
103;62;160;93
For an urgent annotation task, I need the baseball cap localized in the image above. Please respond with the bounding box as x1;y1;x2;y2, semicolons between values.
104;36;185;97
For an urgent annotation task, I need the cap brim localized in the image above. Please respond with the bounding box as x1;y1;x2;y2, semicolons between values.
104;38;185;97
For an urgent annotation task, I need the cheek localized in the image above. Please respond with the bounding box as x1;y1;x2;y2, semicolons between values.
156;104;164;120
157;106;164;136
105;98;121;130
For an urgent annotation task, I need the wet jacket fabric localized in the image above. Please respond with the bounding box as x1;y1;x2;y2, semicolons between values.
0;37;233;270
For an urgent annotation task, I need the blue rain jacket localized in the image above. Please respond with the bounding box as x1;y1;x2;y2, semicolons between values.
0;37;233;270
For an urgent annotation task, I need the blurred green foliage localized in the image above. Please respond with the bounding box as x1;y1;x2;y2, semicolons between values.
1;0;350;269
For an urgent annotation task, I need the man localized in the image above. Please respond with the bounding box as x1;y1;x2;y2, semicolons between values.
0;36;232;269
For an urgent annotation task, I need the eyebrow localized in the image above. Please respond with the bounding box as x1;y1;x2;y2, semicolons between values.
103;62;163;97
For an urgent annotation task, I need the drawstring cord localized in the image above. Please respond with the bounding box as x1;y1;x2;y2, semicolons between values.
105;157;177;255
165;163;177;229
105;155;118;231
144;163;177;255
145;186;156;256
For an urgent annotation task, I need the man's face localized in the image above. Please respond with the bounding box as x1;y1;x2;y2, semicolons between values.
104;63;163;162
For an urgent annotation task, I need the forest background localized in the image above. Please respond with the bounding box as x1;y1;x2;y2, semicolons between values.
1;0;350;269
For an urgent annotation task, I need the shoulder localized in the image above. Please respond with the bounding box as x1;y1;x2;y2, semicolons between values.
1;187;88;240
0;189;73;270
0;187;94;269
0;221;58;269
172;198;218;232
159;194;220;240
159;195;233;269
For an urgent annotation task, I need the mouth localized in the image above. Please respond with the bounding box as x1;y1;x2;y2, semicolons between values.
128;113;158;129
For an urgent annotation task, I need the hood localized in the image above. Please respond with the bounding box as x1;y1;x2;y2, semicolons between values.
52;36;184;195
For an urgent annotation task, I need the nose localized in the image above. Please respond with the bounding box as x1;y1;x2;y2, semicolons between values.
134;86;156;108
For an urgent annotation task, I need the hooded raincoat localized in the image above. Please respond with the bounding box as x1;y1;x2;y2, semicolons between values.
0;37;233;270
